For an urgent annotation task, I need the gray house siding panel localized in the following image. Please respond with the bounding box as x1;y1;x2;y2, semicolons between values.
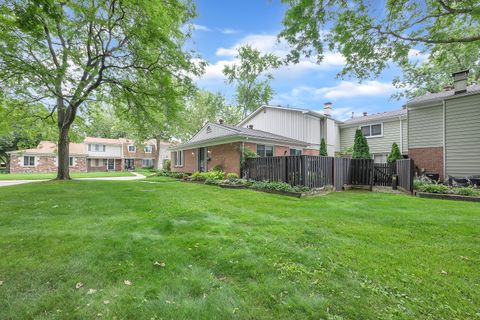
408;104;443;148
340;119;403;155
445;94;480;176
401;119;408;153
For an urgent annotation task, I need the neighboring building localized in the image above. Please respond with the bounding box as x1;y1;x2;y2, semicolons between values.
406;70;480;180
169;120;309;175
7;137;171;173
8;141;87;173
339;108;408;163
238;104;341;156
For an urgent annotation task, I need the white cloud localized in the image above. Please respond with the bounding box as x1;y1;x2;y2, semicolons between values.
408;48;429;62
193;24;211;32
219;28;241;34
293;81;395;99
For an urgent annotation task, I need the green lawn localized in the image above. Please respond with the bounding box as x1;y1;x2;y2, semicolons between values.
0;171;134;180
0;181;479;319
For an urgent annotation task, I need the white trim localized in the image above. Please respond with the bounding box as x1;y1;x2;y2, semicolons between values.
127;145;136;152
144;145;153;153
399;117;403;153
442;100;446;179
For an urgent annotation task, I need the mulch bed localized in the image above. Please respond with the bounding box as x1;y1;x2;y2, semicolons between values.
415;191;480;202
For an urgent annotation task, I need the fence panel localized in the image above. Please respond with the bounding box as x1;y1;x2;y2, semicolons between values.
334;158;351;190
396;159;415;193
373;163;396;186
246;155;334;188
349;158;374;187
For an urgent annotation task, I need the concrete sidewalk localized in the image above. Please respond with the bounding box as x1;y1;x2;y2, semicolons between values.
0;172;146;187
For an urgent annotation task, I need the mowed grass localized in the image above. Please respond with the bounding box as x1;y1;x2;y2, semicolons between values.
0;171;134;180
0;181;479;319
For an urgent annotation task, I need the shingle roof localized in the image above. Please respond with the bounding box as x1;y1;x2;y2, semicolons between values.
407;85;480;107
7;141;86;155
84;137;122;145
220;123;308;145
341;108;407;126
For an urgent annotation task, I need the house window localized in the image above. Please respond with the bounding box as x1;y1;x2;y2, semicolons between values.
173;151;184;167
290;148;302;156
23;156;35;166
88;144;105;152
142;159;153;167
90;159;100;167
144;146;152;153
361;123;382;137
256;144;274;157
128;145;136;152
69;157;74;167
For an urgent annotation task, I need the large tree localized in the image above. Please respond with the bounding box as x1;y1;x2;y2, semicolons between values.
176;90;243;142
0;0;199;179
279;0;480;97
223;45;282;117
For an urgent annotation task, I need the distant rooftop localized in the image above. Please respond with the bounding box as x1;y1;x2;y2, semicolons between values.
407;84;480;107
341;108;407;126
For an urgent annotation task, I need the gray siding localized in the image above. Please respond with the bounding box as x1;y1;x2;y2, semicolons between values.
408;103;443;148
401;119;408;154
445;94;480;176
340;119;404;155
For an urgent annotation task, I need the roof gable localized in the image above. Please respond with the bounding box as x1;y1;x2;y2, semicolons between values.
189;123;237;143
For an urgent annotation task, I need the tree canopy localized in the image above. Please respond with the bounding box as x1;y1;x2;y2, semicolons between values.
223;45;282;117
319;138;327;156
387;142;403;163
0;0;200;178
279;0;480;98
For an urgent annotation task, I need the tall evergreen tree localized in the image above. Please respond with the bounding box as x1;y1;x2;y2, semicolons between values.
319;138;328;156
387;142;402;163
352;129;371;159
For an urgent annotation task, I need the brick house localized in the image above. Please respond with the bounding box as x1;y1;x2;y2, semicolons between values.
7;141;87;173
7;137;171;173
170;121;309;176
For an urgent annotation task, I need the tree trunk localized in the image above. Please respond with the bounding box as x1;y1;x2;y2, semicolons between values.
56;126;71;180
154;134;162;170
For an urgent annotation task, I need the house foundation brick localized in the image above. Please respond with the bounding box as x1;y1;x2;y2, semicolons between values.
275;146;289;156
408;147;444;180
207;143;242;175
303;149;320;156
9;154;87;173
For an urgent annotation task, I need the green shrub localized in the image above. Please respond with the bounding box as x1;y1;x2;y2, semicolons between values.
319;138;328;156
249;181;310;193
352;129;371;159
454;187;479;196
205;178;221;185
163;159;171;171
387;142;402;163
217;178;249;186
212;165;223;172
191;171;202;181
413;177;433;190
226;172;239;180
417;183;449;194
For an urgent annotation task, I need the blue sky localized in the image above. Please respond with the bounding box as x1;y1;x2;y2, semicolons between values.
188;0;417;120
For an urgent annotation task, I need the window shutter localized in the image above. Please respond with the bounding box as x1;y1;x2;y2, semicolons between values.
103;145;106;152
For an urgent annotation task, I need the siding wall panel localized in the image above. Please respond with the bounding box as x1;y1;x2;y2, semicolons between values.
445;94;480;176
408;104;443;148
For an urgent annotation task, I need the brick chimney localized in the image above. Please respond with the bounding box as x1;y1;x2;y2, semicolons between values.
363;112;368;117
323;102;332;117
452;70;469;94
218;118;224;124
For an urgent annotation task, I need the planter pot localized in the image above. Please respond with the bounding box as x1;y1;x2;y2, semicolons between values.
415;191;480;202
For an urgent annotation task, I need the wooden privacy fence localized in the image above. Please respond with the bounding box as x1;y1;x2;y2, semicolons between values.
245;155;334;188
396;159;414;193
246;155;414;193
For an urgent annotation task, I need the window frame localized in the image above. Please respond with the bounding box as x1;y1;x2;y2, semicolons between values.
142;159;153;167
289;148;302;156
256;144;274;157
128;145;136;152
360;123;383;138
23;155;35;166
144;146;153;153
173;150;184;167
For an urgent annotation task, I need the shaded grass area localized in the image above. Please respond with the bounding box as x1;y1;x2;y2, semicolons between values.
0;171;134;180
0;181;479;319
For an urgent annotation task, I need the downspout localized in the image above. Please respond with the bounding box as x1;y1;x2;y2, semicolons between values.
399;116;403;154
442;100;446;180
